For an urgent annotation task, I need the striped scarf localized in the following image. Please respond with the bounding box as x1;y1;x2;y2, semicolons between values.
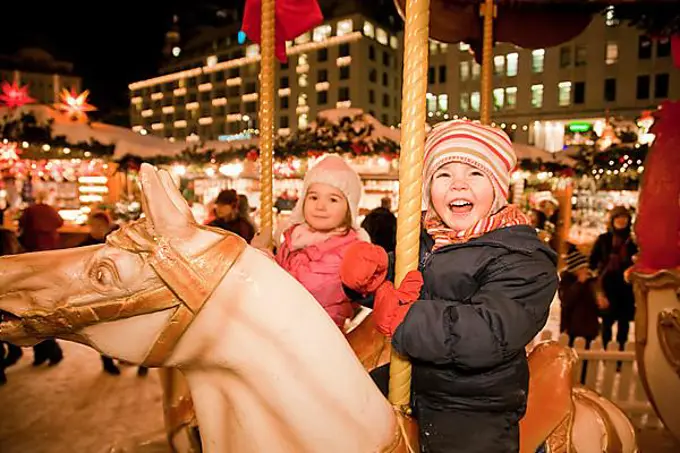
425;204;532;250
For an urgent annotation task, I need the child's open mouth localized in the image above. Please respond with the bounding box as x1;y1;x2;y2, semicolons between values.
448;199;474;214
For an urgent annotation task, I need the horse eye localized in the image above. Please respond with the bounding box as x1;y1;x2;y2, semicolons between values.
91;262;116;287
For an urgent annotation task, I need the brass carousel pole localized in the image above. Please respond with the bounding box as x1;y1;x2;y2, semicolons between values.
259;0;275;244
479;0;496;125
390;0;430;411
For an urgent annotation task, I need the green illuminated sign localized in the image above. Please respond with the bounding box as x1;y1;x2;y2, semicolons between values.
568;122;592;132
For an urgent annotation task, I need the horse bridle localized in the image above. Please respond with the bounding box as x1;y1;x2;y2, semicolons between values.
12;218;246;367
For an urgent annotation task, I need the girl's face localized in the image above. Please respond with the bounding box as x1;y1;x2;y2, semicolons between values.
303;183;349;232
430;161;495;231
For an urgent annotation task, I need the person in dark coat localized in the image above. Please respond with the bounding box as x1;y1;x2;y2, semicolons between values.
208;189;255;243
341;120;558;453
589;206;637;351
360;197;397;253
0;228;24;385
559;248;602;383
16;192;64;367
18;190;64;252
560;248;601;346
78;212;149;377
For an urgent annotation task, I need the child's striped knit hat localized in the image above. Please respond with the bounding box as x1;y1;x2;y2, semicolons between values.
564;249;589;273
422;120;517;214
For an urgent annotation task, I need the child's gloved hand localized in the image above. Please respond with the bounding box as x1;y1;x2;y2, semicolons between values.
374;270;424;336
340;242;388;295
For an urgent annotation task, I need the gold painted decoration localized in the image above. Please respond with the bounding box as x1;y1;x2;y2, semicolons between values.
658;309;680;379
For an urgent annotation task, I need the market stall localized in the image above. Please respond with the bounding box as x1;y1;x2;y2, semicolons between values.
0;94;184;237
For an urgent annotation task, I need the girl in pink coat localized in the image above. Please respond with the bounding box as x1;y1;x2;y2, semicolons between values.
276;155;369;328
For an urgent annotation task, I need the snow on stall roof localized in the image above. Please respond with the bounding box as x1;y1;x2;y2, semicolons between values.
0;105;184;159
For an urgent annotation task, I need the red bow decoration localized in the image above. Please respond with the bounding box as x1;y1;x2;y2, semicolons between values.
242;0;324;62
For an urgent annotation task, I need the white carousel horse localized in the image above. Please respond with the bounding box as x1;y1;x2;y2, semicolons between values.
0;164;635;452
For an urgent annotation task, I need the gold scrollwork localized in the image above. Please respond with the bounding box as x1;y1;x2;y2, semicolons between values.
658;309;680;379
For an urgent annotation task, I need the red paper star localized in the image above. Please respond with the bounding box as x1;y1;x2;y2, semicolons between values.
0;81;35;109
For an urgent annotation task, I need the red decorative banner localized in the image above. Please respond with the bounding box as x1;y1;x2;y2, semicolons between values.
242;0;323;62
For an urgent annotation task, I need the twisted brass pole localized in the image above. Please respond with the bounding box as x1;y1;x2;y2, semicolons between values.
390;0;430;411
480;0;495;125
259;0;275;242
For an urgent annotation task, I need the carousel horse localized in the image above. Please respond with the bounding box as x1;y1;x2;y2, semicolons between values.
0;164;636;452
630;100;680;442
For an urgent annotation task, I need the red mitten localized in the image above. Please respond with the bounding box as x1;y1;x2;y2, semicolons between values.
340;242;389;295
373;270;424;336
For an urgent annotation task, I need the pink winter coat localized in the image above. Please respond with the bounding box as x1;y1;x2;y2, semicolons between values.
277;226;361;327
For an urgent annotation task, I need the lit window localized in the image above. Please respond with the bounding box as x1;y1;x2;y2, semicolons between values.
363;21;375;38
298;93;307;106
459;43;470;52
337;19;353;36
438;94;448;112
206;55;218;67
246;44;260;58
298;113;309;129
532;49;545;73
606;42;618;65
506;53;518;77
505;87;517;109
493;88;504;110
298;54;308;66
313;24;332;42
531;84;544;108
172;46;181;57
558;81;572;106
493;56;505;75
471;62;480;79
376;28;388;45
295;32;310;44
470;92;480;112
440;43;448;53
390;36;398;50
460;92;470;111
426;93;437;113
298;74;308;87
460;61;470;81
430;42;439;55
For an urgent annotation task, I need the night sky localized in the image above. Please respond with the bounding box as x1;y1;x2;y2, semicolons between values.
0;1;245;123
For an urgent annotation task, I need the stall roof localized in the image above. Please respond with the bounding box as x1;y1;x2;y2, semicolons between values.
0;105;184;159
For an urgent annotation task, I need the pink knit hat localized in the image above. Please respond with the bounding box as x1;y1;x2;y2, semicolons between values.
289;155;364;229
422;120;517;214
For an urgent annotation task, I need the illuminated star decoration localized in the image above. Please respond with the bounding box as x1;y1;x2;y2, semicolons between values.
0;81;35;109
55;88;96;121
0;141;20;162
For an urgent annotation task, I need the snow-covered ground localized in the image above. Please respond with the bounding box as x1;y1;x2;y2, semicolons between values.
0;342;168;453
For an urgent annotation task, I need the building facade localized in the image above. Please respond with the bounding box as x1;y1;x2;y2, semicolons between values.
426;15;678;149
129;13;403;143
0;48;81;105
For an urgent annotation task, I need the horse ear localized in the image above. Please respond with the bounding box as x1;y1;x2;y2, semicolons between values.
139;163;190;232
157;169;195;223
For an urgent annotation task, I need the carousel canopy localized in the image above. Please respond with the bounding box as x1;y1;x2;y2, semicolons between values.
394;0;679;51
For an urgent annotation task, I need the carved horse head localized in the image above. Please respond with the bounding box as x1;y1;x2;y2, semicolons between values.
0;164;241;367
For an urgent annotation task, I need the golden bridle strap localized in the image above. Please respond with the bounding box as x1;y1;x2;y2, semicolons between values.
17;224;246;368
140;230;246;366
